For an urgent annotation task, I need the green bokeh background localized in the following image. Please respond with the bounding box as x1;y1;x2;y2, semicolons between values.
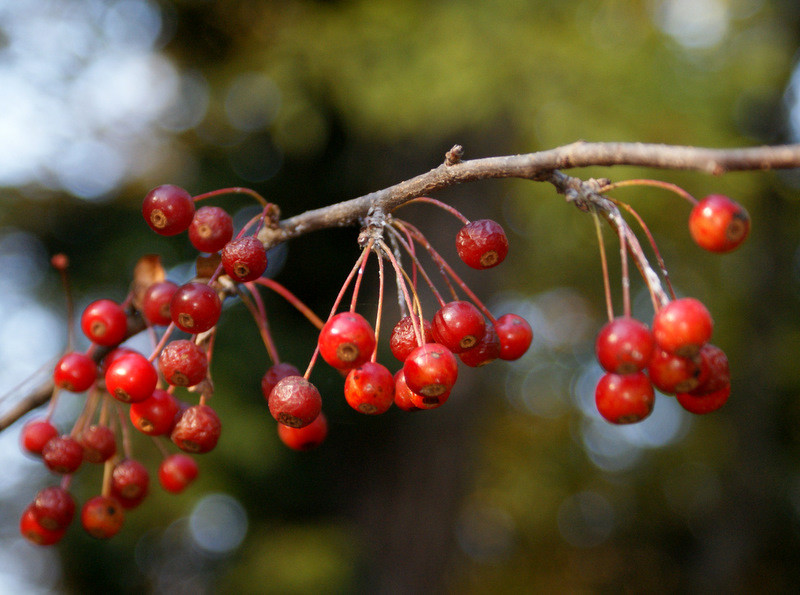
3;0;800;592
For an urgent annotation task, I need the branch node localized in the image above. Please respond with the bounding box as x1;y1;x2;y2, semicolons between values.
444;145;464;166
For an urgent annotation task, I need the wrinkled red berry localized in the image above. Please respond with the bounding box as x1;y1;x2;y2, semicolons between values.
79;424;117;463
32;486;75;531
111;459;150;509
42;435;84;474
390;315;434;362
268;376;322;428
189;206;234;253
171;404;222;454
260;362;301;400
158;339;208;387
221;236;268;282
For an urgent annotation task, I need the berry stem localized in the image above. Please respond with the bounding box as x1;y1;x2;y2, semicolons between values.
400;196;470;225
239;284;280;364
192;187;269;208
252;278;325;330
378;239;425;347
349;241;374;313
117;401;133;460
618;222;631;319
597;178;698;206
386;223;446;307
592;211;614;322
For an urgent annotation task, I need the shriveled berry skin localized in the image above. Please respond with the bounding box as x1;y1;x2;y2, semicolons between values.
79;424;117;463
32;486;75;531
221;236;268;282
21;420;58;456
189;206;234;253
595;372;655;424
648;349;702;395
595;317;654;374
432;301;486;353
691;343;730;396
459;323;501;367
171;404;222;454
389;315;434;362
403;343;459;401
318;312;376;370
261;362;301;401
456;219;509;269
170;282;222;333
42;435;84;474
158;454;199;493
81;299;128;346
130;389;180;436
344;362;395;415
495;313;533;360
268;376;322;428
53;352;97;392
20;505;66;546
111;459;150;509
142;280;178;326
81;495;125;539
159;340;208;387
652;297;713;357
689;194;750;253
142;184;195;236
277;412;329;451
105;352;158;403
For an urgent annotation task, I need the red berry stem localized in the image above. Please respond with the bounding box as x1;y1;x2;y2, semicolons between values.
238;284;280;364
400;196;470;225
618;221;631;319
385;224;446;307
378;238;425;347
591;211;614;322
52;254;76;350
349;240;374;312
253;278;325;330
116;401;134;460
192;186;269;208
371;251;387;363
598;178;698;206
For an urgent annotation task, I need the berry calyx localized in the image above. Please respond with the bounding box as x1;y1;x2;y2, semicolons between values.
277;412;329;451
389;315;433;362
652;297;713;357
81;495;125;539
432;300;486;353
80;299;128;346
402;343;459;403
344;362;395;415
158;454;199;493
268;376;322;428
158;340;208;387
130;389;180;436
171;404;222;454
595;317;654;374
42;435;84;474
53;352;97;392
79;424;117;463
221;236;268;282
494;313;533;361
141;280;178;326
459;323;501;367
170;282;222;334
21;420;59;457
455;219;509;269
689;194;750;253
104;352;158;403
595;371;655;424
318;312;376;370
188;206;234;253
142;184;195;236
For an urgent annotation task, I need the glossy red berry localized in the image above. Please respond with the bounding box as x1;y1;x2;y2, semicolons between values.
689;194;750;253
389;315;434;362
393;370;421;412
268;376;322;428
81;299;128;346
455;219;509;269
432;301;486;353
344;362;395;415
188;206;234;253
20;505;66;546
32;486;75;531
652;298;713;357
105;352;158;403
79;424;117;463
171;404;222;454
677;384;731;414
595;317;654;374
111;459;150;509
277;412;329;451
141;280;179;326
647;348;702;395
494;313;533;360
170;282;222;334
260;362;301;400
21;419;59;456
158;454;199;493
595;371;655;424
402;343;459;403
53;352;97;392
221;236;268;282
142;184;195;236
130;389;180;436
42;435;84;474
81;495;124;539
459;323;501;367
318;312;376;370
158;339;208;387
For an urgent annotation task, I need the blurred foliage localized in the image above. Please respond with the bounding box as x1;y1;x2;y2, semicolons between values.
3;0;800;592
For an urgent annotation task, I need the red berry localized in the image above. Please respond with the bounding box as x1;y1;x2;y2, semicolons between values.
318;312;376;370
188;206;234;253
105;352;158;403
158;339;208;387
221;236;268;282
676;385;731;414
32;486;75;531
159;454;199;493
402;343;459;404
389;315;434;362
130;388;180;436
277;412;329;451
81;495;125;539
81;299;128;346
170;282;222;334
42;435;84;474
690;344;730;396
595;372;655;424
142;184;195;236
652;298;713;357
268;376;322;428
393;370;421;412
595;317;654;374
647;348;702;395
459;323;501;367
344;362;395;415
20;505;66;546
111;459;150;509
171;404;222;454
79;424;117;463
21;420;58;456
432;301;486;353
455;219;509;269
141;280;178;326
689;194;750;253
260;362;301;400
53;351;97;392
495;313;533;360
